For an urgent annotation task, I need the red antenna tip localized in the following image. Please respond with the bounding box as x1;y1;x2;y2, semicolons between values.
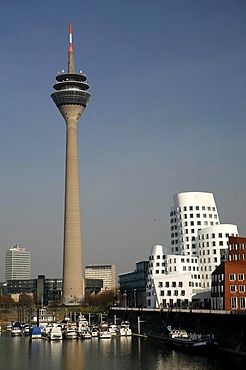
69;23;73;52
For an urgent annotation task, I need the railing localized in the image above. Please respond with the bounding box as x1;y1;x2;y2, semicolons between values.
110;306;245;315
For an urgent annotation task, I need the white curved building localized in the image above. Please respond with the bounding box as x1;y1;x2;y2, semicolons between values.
146;244;201;308
170;192;220;256
146;192;239;309
198;224;238;288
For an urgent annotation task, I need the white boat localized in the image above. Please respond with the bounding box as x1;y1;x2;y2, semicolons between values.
64;327;77;340
108;324;118;336
98;330;111;339
80;329;92;339
11;326;22;336
119;321;132;336
42;323;53;338
6;322;12;331
23;325;30;336
91;327;99;338
77;315;89;337
48;325;63;340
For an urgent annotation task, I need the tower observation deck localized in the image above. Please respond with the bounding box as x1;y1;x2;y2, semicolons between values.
51;24;91;305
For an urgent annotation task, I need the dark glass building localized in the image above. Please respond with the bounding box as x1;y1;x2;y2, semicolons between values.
118;261;149;307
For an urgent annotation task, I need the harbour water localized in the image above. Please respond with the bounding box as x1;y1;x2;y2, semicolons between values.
0;332;244;370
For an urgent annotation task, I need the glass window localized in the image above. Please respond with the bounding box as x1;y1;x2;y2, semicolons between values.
229;274;236;281
240;297;246;309
231;297;237;309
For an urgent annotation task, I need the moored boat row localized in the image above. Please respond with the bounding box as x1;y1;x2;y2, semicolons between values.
4;318;132;341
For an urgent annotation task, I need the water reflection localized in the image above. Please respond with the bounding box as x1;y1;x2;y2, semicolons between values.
62;339;85;370
0;333;244;370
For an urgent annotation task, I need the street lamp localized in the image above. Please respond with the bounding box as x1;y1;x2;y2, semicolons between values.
134;289;137;308
218;280;221;310
123;291;127;308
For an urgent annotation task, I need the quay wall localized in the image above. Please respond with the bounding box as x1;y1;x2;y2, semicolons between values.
109;307;246;355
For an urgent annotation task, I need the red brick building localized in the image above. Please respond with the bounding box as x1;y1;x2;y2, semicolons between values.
211;236;246;311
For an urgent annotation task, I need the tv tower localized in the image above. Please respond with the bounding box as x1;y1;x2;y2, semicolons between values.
51;24;91;305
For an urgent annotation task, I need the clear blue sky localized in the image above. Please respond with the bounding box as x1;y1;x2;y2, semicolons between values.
0;0;245;280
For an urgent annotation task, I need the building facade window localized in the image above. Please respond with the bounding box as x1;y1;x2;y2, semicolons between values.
229;274;236;281
238;274;244;281
240;297;246;309
231;297;237;309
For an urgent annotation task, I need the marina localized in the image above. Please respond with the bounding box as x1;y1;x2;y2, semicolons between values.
0;329;244;370
2;314;133;341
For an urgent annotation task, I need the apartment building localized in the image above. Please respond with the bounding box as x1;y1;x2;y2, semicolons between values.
85;264;116;291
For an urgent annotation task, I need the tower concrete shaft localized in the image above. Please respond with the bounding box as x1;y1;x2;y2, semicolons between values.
51;24;91;305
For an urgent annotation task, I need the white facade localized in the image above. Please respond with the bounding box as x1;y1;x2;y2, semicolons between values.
146;245;201;308
85;264;116;291
198;224;238;288
170;192;220;256
147;192;239;308
5;245;30;280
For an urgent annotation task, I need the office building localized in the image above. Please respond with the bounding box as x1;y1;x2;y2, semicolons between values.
5;245;30;281
51;24;91;305
146;244;201;308
119;261;149;307
170;192;220;256
85;264;116;291
6;275;62;305
147;192;239;308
